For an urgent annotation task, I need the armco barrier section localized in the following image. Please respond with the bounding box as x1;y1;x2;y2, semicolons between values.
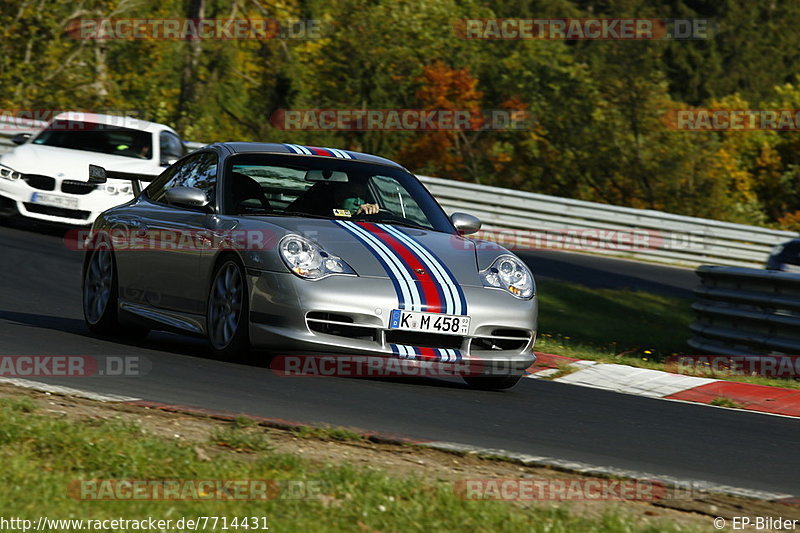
1;123;795;268
689;266;800;355
417;176;796;268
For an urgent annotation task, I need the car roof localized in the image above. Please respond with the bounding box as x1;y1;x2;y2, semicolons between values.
51;112;178;135
207;142;407;170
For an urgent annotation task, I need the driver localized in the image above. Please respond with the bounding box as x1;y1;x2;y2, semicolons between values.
333;180;379;216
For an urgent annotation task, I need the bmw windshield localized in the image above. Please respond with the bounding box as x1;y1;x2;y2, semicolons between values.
32;119;153;159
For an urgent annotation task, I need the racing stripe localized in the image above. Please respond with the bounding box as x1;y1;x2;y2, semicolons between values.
391;226;468;315
390;344;463;362
379;224;458;314
307;146;335;156
358;222;444;313
335;220;413;310
284;143;312;155
329;148;352;159
343;221;422;311
334;220;422;311
283;144;355;159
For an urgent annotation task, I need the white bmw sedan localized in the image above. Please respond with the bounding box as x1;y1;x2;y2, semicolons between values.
0;112;183;225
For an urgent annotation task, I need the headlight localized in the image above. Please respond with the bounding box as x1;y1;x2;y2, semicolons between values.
0;164;21;181
279;234;356;280
103;183;132;195
479;254;535;299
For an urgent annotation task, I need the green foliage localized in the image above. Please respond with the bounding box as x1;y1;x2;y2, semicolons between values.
2;0;800;227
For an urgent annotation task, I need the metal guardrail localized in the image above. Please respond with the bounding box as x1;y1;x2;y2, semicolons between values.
689;266;800;355
1;123;795;267
418;176;796;268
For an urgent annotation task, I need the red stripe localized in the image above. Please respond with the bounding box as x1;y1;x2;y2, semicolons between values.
416;347;438;361
359;222;443;313
307;146;334;156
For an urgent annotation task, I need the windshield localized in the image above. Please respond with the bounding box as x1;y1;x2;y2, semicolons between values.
32;119;153;159
224;153;454;233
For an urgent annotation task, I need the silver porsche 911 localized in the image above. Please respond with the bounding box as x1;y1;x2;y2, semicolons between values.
81;142;537;389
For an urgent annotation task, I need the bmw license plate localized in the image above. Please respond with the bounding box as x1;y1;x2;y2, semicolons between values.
389;309;470;336
31;192;79;210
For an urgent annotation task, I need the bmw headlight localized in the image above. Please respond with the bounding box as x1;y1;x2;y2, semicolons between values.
102;182;132;195
279;234;356;280
0;164;21;181
479;254;535;299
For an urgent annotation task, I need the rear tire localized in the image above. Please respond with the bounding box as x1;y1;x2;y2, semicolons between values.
463;374;523;390
207;258;251;361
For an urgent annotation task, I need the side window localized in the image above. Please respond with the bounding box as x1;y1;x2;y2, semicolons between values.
159;131;184;165
147;151;218;207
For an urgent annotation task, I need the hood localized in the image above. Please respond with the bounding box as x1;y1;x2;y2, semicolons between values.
257;217;484;287
0;143;160;182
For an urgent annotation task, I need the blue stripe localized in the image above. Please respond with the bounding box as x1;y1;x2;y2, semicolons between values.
348;222;423;311
334;221;407;310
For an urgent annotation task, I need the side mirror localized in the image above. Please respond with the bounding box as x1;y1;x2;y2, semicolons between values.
88;164;107;184
164;186;210;209
11;133;30;145
450;212;481;235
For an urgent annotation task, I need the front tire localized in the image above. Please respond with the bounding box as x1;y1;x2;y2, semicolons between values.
207;258;251;360
463;374;523;390
83;244;117;334
82;243;149;339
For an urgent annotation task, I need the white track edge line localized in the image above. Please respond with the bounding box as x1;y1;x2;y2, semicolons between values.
0;377;140;402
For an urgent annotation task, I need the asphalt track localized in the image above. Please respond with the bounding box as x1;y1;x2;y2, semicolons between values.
0;222;797;497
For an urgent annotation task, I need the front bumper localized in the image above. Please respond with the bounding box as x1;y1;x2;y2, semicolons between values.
0;177;132;225
248;270;537;376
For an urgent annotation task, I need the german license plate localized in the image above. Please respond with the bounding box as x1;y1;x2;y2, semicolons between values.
31;192;79;210
389;309;470;336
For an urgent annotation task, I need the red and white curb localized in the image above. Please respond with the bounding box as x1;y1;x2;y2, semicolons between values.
526;353;800;418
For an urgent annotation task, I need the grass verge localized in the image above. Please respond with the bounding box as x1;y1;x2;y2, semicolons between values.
535;280;800;390
0;396;703;533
